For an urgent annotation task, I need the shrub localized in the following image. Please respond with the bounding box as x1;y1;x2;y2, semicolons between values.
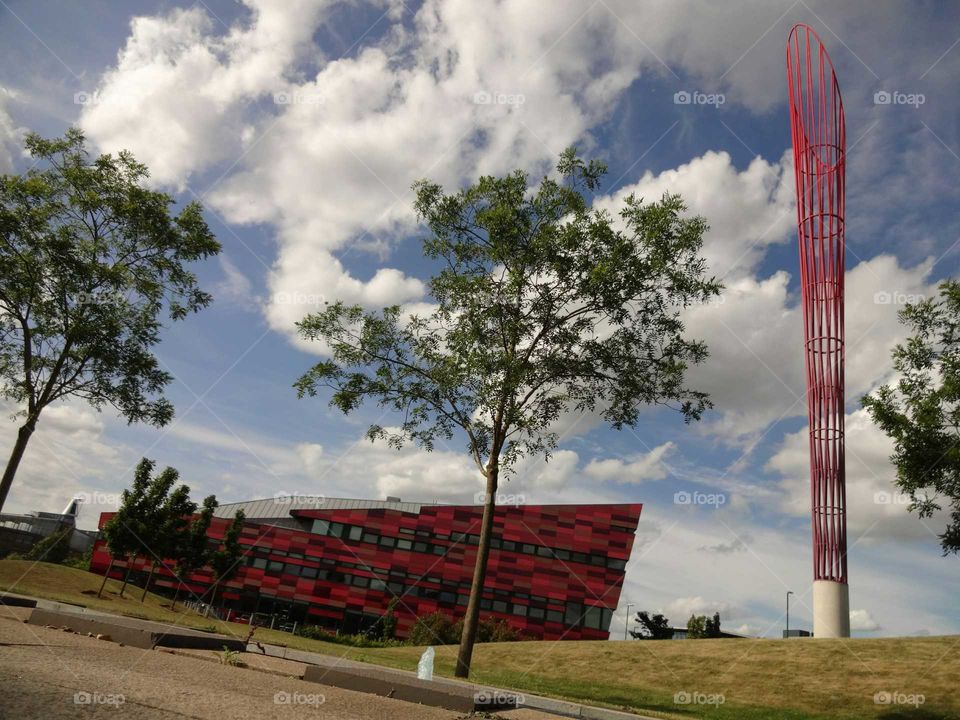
25;528;73;564
407;610;459;646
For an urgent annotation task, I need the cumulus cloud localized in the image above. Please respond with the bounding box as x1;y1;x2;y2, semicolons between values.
584;441;676;484
850;608;880;632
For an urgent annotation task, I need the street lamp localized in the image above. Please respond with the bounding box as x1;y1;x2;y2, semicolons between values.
786;591;794;637
624;603;635;640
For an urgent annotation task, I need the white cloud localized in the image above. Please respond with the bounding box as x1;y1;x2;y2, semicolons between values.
584;441;676;484
850;608;880;632
0;87;24;174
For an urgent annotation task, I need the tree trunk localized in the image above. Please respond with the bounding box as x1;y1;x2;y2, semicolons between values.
455;465;498;678
172;579;182;610
0;420;37;512
96;557;115;598
140;561;157;602
119;555;133;597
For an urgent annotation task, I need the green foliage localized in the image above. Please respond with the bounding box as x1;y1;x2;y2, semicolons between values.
25;527;72;563
296;624;404;648
0;129;221;509
686;614;707;639
863;279;960;554
61;544;93;570
296;148;720;476
210;509;245;584
408;610;459;646
381;597;399;641
686;613;721;639
630;610;673;640
176;494;217;579
101;458;154;563
217;646;244;667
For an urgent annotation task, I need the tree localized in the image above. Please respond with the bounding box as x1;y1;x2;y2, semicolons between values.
0;129;221;511
705;611;722;638
295;149;721;677
686;614;707;639
140;478;196;602
25;526;73;564
863;280;960;555
630;611;673;640
97;458;152;598
209;509;245;612
172;494;218;609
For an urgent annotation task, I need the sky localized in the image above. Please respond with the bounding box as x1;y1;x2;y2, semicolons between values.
1;0;958;640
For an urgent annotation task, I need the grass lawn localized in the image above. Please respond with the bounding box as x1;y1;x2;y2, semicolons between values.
1;560;957;720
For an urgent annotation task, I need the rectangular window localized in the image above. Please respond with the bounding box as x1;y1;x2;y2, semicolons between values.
584;606;602;630
555;549;570;561
267;560;284;574
362;532;379;544
388;582;404;594
351;575;370;588
379;536;396;548
348;526;363;541
480;598;492;610
512;604;527;617
565;603;582;626
493;600;508;613
572;552;588;563
536;546;552;558
396;538;412;550
284;563;302;577
601;608;613;632
590;554;606;567
440;592;456;604
547;610;563;624
457;594;469;606
329;523;344;538
501;540;516;552
370;578;387;592
413;542;429;553
522;544;536;555
312;519;330;535
607;558;626;571
529;606;545;620
301;566;318;579
432;545;446;556
252;557;267;570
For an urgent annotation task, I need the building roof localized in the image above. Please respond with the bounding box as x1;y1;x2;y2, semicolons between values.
212;496;428;520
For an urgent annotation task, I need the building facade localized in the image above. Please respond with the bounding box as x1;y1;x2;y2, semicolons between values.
90;497;642;641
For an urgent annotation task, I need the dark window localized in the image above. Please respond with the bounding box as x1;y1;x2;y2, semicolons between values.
312;519;330;535
351;575;370;588
362;532;379;544
608;558;626;571
555;549;570;561
316;569;328;581
370;578;387;592
415;530;430;537
440;592;456;604
502;540;516;552
284;563;301;577
432;545;445;556
457;594;469;606
252;557;267;570
267;560;284;573
379;536;396;548
601;608;613;632
572;552;588;563
426;576;441;584
480;598;492;610
493;600;508;613
536;546;552;558
387;582;404;594
348;526;363;541
513;604;527;617
330;523;344;537
529;606;545;620
467;535;480;545
565;603;582;626
547;609;563;624
490;537;501;549
584;606;602;629
413;542;428;553
590;554;606;567
301;566;318;579
522;544;536;555
399;527;415;535
396;538;413;550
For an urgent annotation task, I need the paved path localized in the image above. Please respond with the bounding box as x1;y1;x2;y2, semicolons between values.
0;610;552;720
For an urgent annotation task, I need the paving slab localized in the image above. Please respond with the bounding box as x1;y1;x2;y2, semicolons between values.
27;607;245;651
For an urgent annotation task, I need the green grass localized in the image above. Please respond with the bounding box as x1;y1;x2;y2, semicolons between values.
2;560;957;719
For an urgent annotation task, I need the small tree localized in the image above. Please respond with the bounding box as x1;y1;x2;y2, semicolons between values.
686;614;707;639
0;129;221;512
25;526;73;564
209;509;245;612
140;479;196;602
380;597;399;641
172;494;218;609
705;612;722;638
863;279;960;555
630;610;673;640
97;458;152;598
296;149;721;677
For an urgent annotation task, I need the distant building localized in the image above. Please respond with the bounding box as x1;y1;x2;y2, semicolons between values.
669;627;751;640
0;497;97;556
783;629;812;638
91;497;642;640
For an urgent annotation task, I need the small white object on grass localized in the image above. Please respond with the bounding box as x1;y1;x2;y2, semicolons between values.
417;646;435;681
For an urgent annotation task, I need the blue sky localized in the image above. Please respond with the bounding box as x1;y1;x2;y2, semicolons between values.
1;0;958;640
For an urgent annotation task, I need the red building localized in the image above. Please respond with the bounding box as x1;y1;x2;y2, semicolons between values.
91;497;642;640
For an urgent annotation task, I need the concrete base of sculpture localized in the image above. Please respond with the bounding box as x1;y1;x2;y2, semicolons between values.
813;579;850;638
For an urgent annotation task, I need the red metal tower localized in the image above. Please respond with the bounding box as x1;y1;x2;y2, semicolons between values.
786;24;850;637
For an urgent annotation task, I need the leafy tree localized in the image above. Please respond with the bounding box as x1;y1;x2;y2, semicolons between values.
863;279;960;555
172;494;218;609
408;610;459;646
97;458;153;598
209;509;245;611
0;129;221;511
380;597;399;641
686;614;707;639
25;526;73;564
295;149;720;676
140;478;197;602
629;610;673;640
705;611;722;638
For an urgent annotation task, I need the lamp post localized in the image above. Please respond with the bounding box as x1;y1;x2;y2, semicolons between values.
786;591;794;637
624;603;635;640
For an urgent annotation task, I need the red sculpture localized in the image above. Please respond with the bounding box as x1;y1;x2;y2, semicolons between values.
786;24;849;637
